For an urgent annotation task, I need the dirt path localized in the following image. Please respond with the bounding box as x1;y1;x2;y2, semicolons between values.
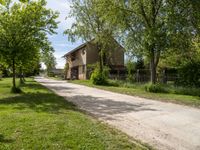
35;77;200;150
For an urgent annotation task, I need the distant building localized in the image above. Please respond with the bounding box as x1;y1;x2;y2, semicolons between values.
49;68;64;77
63;39;125;80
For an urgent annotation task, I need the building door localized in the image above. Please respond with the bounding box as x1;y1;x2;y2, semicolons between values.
71;66;79;79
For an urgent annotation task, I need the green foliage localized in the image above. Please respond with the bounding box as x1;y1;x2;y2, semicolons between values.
90;65;110;85
126;60;135;83
71;79;200;107
96;0;200;84
0;70;2;80
65;0;117;74
0;0;58;88
42;50;57;75
65;0;115;44
176;61;200;88
173;87;200;97
145;83;168;93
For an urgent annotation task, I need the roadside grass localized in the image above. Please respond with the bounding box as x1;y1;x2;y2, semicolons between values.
0;78;149;150
70;80;200;108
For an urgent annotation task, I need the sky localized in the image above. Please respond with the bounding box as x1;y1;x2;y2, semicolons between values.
46;0;82;69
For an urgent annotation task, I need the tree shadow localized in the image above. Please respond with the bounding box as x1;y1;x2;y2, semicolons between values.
64;94;159;120
35;78;159;120
0;134;14;143
20;83;49;91
0;92;77;114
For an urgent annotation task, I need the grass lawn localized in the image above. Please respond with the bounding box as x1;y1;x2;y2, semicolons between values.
0;78;149;150
70;80;200;108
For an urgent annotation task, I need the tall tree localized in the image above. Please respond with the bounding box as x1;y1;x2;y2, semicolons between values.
0;0;58;90
97;0;199;84
64;0;116;73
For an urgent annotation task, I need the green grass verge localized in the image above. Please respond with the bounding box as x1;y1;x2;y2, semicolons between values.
70;80;200;108
0;78;149;150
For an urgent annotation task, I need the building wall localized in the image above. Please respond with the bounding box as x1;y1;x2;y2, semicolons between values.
86;43;99;64
71;47;86;67
109;46;124;66
86;41;124;66
66;47;87;79
78;65;86;80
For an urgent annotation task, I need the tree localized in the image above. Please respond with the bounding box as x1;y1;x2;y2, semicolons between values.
64;0;116;74
42;50;57;76
97;0;200;84
0;0;58;91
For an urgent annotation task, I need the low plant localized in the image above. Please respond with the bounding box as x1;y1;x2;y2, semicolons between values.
173;86;200;97
90;65;110;85
176;61;200;87
145;83;169;93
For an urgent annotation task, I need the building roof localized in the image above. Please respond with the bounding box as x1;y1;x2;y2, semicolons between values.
63;40;92;58
63;38;125;58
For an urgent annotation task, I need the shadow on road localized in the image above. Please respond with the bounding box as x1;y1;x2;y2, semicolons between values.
65;94;158;120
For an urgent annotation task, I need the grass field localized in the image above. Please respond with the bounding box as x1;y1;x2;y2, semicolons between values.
70;80;200;108
0;78;149;150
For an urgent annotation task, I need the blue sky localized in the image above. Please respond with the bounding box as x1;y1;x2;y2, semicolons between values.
46;0;82;69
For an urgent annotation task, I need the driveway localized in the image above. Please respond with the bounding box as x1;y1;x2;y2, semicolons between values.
35;77;200;150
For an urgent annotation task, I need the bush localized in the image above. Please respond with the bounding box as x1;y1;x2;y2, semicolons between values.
145;83;169;93
90;65;109;85
173;87;200;97
176;61;200;87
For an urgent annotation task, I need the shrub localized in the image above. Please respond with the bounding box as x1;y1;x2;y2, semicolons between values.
176;61;200;87
90;65;110;85
173;87;200;97
145;83;169;93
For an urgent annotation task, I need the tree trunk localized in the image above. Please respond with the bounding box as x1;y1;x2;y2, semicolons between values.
97;43;103;73
19;66;24;84
12;58;16;89
150;55;156;84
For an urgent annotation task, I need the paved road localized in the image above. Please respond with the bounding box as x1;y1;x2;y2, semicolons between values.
36;77;200;150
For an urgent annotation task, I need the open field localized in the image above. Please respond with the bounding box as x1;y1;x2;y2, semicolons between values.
0;78;149;150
